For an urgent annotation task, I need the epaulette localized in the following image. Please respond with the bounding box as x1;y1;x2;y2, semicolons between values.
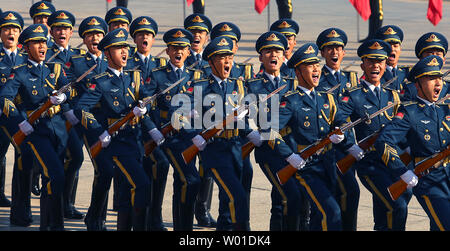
12;63;27;70
398;65;413;71
93;72;111;79
402;101;417;107
124;68;141;72
71;47;86;55
347;86;362;93
246;77;263;83
283;90;299;97
152;65;168;72
71;54;85;60
193;78;208;84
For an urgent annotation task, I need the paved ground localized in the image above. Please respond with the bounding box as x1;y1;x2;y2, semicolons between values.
1;0;449;231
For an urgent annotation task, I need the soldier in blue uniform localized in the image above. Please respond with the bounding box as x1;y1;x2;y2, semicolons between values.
375;25;410;92
0;11;32;226
335;39;412;231
375;55;450;230
73;28;154;231
0;24;70;230
105;6;135;57
64;16;111;230
268;43;347;231
209;22;255;230
29;1;56;49
268;18;299;78
183;14;212;71
247;31;305;230
316;27;360;230
183;36;256;231
46;9;86;220
148;28;203;231
126;16;169;231
403;32;448;101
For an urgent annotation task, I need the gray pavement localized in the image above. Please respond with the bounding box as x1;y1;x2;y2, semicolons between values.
0;0;447;231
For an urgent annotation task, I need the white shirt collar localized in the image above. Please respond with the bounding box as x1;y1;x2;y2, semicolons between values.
361;79;380;94
416;95;435;106
3;47;17;57
298;85;314;98
264;72;281;84
57;44;69;51
386;65;397;72
28;59;43;67
324;64;340;76
108;67;123;78
136;51;150;63
212;73;227;86
169;61;184;73
89;52;102;61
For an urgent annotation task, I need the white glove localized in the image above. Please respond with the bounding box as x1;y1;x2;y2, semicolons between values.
19;120;34;136
149;128;165;146
192;134;207;151
400;170;418;189
286;153;306;170
348;144;365;161
49;91;66;105
133;101;147;117
99;130;111;148
64;109;79;126
329;128;345;144
247;130;262;147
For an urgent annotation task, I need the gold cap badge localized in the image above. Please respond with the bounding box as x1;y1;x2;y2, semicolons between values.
138;18;151;25
114;8;126;16
304;45;315;54
88;18;100;26
56;12;69;19
172;30;185;38
277;21;291;29
219;24;232;32
266;33;280;41
427;57;440;66
326;30;340;38
425;34;440;43
115;30;126;38
368;42;383;50
383;27;397;35
33;25;44;33
37;3;49;10
191;15;204;23
4;13;17;20
217;38;229;46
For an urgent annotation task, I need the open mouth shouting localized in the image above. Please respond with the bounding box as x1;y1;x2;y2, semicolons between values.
433;86;442;99
312;73;320;83
56;35;66;45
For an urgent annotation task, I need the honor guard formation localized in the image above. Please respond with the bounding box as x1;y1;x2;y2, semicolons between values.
0;0;449;231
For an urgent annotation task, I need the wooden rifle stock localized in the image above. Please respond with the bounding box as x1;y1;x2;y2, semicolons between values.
144;123;175;157
182;125;226;165
336;132;380;174
387;145;450;201
241;141;255;160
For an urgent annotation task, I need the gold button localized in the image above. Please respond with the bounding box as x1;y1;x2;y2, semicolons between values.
320;127;324;131
425;129;429;132
440;128;444;131
318;115;322;119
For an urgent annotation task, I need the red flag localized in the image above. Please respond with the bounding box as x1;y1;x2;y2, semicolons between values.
255;0;270;14
427;0;443;26
186;0;195;6
107;0;112;3
348;0;371;21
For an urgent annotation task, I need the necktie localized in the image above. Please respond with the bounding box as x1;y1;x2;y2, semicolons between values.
144;57;149;68
374;86;380;100
273;76;280;89
176;68;182;80
196;53;202;63
310;91;316;104
334;71;340;83
10;52;15;65
392;68;396;78
221;79;227;93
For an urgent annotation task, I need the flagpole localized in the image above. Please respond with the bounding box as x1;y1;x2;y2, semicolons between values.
267;0;271;30
183;0;186;23
356;11;360;42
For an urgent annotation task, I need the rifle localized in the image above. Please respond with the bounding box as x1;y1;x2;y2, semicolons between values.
242;57;253;64
276;101;398;185
182;84;287;164
388;145;450;201
46;49;61;63
144;121;174;157
89;76;186;159
11;63;97;147
381;76;399;89
336;94;450;174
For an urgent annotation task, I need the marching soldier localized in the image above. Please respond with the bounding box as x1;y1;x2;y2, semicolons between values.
46;9;86;220
148;28;203;231
0;11;31;226
403;32;448;101
247;31;304;231
268;18;299;78
375;55;450;231
375;25;410;92
64;16;111;230
72;28;154;231
126;16;170;231
316;27;360;230
29;1;56;49
184;36;256;231
0;24;70;230
269;43;347;231
335;39;412;231
183;13;212;71
209;22;255;230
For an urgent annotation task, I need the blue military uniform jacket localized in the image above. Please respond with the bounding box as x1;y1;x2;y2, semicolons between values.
125;53;167;85
73;68;156;156
317;66;359;98
0;48;28;82
380;65;411;92
374;98;450;195
0;61;70;153
45;43;86;64
246;72;297;164
185;50;209;70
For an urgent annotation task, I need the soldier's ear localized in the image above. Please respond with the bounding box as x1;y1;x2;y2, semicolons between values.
165;47;169;56
258;54;263;63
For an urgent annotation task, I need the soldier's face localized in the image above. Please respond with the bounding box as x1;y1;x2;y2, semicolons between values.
421;49;446;65
166;45;190;68
320;45;345;71
295;62;321;90
134;31;154;55
209;53;233;80
232;39;239;54
416;75;443;102
50;26;73;47
388;42;401;67
0;26;20;49
33;15;50;30
190;29;208;53
285;35;297;59
83;32;104;55
106;45;128;69
259;48;285;74
25;40;47;63
109;22;129;32
360;58;386;85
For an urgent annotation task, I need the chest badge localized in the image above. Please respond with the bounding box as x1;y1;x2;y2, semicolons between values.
304;121;310;127
32;90;38;95
424;134;431;141
113;100;119;106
